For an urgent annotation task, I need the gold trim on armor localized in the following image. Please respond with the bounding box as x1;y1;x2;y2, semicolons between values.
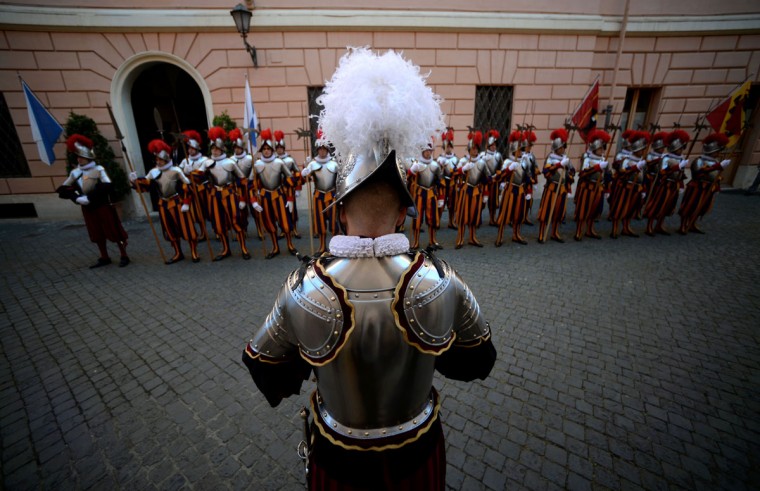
310;389;441;452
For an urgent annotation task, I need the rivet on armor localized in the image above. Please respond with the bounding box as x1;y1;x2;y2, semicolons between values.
406;301;410;306
424;410;429;415
336;314;341;319
374;294;378;298
333;423;337;428
333;330;338;335
410;286;414;290
410;319;415;323
348;430;353;435
330;296;336;301
355;293;359;298
326;345;330;349
419;331;424;336
398;426;403;430
254;344;258;349
382;430;386;435
364;432;369;437
413;420;418;425
324;413;328;418
319;285;324;289
266;350;270;354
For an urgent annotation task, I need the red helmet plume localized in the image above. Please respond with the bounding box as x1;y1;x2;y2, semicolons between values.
652;132;668;143
229;128;243;142
467;130;483;150
147;139;171;155
259;128;272;142
66;134;93;153
183;130;202;143
208;126;227;142
621;129;635;141
508;130;522;143
702;132;729;147
666;130;690;146
587;129;611;144
523;131;537;143
550;128;569;143
274;130;284;141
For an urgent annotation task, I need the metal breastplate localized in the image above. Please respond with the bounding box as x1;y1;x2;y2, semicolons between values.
256;160;288;190
250;251;487;429
313;164;337;192
438;155;457;176
694;156;719;182
154;168;185;198
69;167;104;194
544;156;563;184
182;156;207;174
582;156;603;181
416;163;439;188
281;156;296;173
510;161;526;185
466;159;487;186
620;158;642;184
207;159;237;186
485;152;501;174
233;155;253;178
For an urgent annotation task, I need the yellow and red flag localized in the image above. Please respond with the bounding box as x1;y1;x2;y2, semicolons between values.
572;79;599;143
706;79;751;148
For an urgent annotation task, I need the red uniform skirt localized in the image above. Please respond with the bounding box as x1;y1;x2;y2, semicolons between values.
81;204;128;244
308;417;446;491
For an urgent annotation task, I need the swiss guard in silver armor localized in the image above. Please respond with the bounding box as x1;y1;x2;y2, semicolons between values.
484;130;503;226
574;129;610;241
300;134;339;254
608;131;648;239
248;128;297;258
522;130;539;226
229;129;254;238
537;128;572;243
642;130;690;236
180;130;211;241
436;130;458;229
454;131;491;249
275;130;302;239
242;48;496;490
495;130;531;246
203;126;251;261
130;139;200;263
643;131;668;199
57;134;129;268
678;132;731;235
409;142;444;250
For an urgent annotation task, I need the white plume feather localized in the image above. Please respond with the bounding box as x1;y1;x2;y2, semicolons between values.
317;47;445;162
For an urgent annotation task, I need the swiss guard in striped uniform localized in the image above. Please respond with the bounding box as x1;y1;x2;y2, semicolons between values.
573;129;610;241
495;131;530;246
249;128;296;258
58;134;130;268
642;130;690;236
608;131;648;238
204;126;251;261
643;132;668;198
180;130;211;241
454;131;491;249
275;130;302;239
437;130;458;229
678;133;731;235
537;128;572;243
484;130;503;226
229;128;254;237
130;139;200;264
522;130;539;226
409;141;444;250
300;134;339;254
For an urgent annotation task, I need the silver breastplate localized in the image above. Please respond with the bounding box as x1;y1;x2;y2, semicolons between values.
207;159;237;186
466;159;487;186
544;156;563;184
250;251;489;429
234;155;253;178
313;166;337;192
256;160;290;190
582;156;604;181
154;168;185;198
73;168;103;194
416;163;439;188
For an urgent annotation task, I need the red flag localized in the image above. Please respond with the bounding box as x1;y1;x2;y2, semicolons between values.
706;79;750;147
572;80;599;143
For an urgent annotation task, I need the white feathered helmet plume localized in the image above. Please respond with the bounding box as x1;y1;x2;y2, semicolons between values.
318;47;445;216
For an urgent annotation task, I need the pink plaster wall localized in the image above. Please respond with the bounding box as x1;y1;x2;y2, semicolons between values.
1;27;759;196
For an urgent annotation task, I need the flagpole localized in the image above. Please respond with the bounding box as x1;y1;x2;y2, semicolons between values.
570;75;601;120
106;103;168;264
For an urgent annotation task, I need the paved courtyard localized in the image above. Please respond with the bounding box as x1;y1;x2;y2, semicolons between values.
1;192;759;490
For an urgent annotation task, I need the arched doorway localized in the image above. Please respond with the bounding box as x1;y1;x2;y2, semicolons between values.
111;51;213;216
131;63;208;210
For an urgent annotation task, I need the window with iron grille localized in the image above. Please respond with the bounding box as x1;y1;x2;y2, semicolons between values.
474;86;513;157
616;87;661;153
307;86;325;156
0;92;31;178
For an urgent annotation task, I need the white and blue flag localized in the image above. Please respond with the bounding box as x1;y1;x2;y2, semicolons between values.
21;78;63;165
244;76;259;154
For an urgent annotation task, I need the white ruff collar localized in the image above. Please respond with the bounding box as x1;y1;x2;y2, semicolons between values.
329;233;409;258
79;161;96;170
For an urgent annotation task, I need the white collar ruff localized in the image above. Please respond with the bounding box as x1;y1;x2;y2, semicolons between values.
329;233;409;258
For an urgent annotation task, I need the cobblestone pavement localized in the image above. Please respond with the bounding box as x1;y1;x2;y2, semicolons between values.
1;192;759;490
